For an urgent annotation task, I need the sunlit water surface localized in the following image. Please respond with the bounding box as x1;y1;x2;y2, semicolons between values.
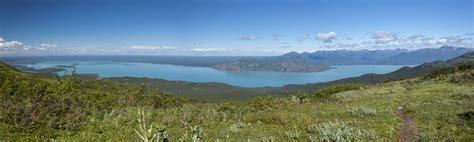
27;61;409;87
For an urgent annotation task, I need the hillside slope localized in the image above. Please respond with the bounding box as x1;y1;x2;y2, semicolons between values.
1;60;472;141
378;46;472;65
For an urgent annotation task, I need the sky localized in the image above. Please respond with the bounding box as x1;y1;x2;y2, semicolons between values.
0;0;473;56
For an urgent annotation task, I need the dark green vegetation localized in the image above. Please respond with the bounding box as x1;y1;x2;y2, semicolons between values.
0;62;186;140
109;77;274;102
213;58;330;72
1;51;474;140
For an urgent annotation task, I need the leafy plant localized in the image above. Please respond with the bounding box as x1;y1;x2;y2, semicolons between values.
349;107;377;117
313;84;364;99
228;122;249;133
134;109;168;142
179;120;205;142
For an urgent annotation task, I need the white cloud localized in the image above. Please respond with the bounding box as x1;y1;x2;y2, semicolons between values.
407;34;425;41
437;38;447;44
238;36;262;40
436;36;464;45
128;45;177;50
316;32;336;43
371;31;398;44
297;34;311;42
315;32;472;51
420;37;437;45
188;48;231;52
0;37;66;55
38;43;58;50
0;40;23;48
0;37;25;51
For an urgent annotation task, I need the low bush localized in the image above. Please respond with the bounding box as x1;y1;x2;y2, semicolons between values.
348;107;377;117
0;66;186;139
247;111;290;125
424;62;474;83
246;96;290;111
313;84;364;99
290;92;311;104
228;122;249;133
306;121;377;141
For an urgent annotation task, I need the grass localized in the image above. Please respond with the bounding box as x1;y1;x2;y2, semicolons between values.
6;78;472;141
0;61;473;141
404;82;474;140
42;82;408;141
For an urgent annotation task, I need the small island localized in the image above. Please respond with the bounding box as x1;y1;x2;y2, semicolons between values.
213;58;330;72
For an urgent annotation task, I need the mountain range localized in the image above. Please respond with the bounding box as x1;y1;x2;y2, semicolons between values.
279;51;474;92
214;46;472;72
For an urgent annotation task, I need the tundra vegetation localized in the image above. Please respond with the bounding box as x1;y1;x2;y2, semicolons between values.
0;61;472;141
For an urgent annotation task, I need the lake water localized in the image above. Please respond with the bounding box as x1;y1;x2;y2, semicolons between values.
27;61;409;87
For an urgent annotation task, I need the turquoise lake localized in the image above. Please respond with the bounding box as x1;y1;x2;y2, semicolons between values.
27;61;409;87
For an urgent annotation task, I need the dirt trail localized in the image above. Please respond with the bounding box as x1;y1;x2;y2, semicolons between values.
397;97;418;142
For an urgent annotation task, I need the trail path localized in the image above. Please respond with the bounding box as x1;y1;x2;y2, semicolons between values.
397;94;418;142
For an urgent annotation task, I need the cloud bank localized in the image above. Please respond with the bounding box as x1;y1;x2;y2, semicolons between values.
1;31;472;56
316;32;336;43
238;36;262;40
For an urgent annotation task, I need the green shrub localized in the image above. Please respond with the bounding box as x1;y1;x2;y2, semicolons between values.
247;96;290;111
134;109;168;142
313;84;364;99
424;62;474;83
0;63;187;139
348;107;377;117
228;122;249;133
306;121;377;141
247;111;290;125
290;92;311;104
284;130;301;139
0;71;88;131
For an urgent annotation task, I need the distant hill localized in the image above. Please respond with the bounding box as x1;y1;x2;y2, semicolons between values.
281;49;409;65
212;49;407;72
213;58;330;72
279;51;474;92
280;46;471;65
377;46;472;65
214;46;472;72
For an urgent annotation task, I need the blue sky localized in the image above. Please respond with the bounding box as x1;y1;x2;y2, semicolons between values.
0;0;472;56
